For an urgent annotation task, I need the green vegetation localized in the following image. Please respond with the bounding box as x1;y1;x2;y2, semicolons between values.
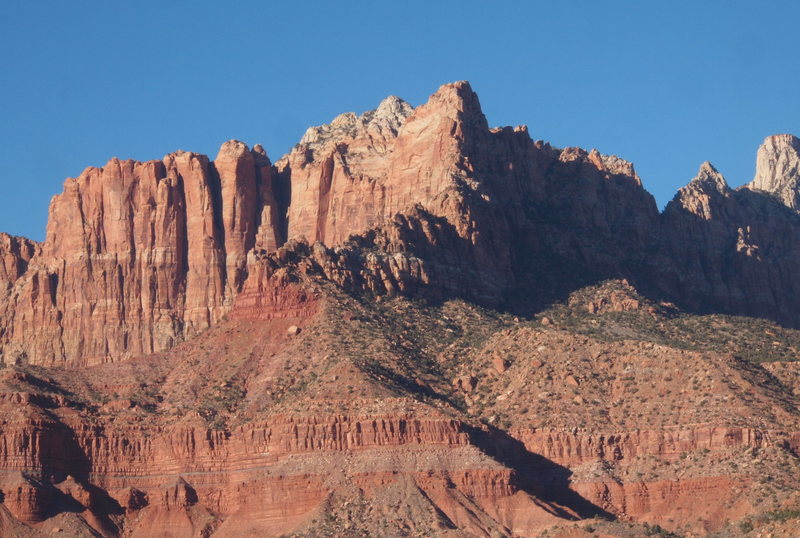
197;379;246;429
642;523;682;537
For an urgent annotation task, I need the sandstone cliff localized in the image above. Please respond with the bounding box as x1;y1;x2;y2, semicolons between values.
2;81;800;536
274;81;660;314
0;143;285;365
0;81;662;365
3;80;800;369
656;161;800;326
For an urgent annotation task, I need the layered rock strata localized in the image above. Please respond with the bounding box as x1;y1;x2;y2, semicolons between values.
0;393;580;536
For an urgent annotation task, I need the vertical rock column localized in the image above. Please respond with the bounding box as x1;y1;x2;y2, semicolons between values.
213;141;258;299
252;144;283;253
0;140;285;366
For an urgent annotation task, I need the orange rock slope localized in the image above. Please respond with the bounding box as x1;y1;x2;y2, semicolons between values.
1;81;800;536
1;281;799;537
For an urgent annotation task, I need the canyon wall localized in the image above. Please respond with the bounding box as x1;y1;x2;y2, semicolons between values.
0;397;580;536
656;158;800;325
2;81;800;366
0;143;284;366
1;385;793;536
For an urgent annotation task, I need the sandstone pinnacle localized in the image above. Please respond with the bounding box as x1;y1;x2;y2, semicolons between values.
747;133;800;209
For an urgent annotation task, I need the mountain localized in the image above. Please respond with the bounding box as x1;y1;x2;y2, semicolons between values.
748;134;800;209
0;81;798;537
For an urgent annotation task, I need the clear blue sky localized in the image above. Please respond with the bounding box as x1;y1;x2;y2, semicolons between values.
2;1;798;241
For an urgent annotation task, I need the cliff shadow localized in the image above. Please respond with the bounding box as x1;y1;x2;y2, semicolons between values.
343;199;654;322
258;168;800;331
650;187;800;329
464;423;615;521
19;388;127;530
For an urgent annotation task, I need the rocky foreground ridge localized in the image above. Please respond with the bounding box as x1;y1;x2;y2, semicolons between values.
0;82;799;536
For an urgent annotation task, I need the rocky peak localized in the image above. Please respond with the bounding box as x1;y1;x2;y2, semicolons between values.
591;151;642;186
252;143;270;162
298;95;414;150
668;162;730;220
370;95;413;127
281;81;496;248
691;161;730;194
217;139;250;158
747;133;800;209
558;148;643;187
423;80;488;134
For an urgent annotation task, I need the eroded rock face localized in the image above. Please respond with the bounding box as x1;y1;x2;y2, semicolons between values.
3;80;800;367
275;81;659;313
0;235;37;336
0;234;37;291
0;80;657;366
748;134;800;209
279;87;453;246
0;144;284;366
656;162;800;326
0;372;575;537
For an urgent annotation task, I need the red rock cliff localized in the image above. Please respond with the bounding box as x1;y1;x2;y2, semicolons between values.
5;80;800;366
0;143;283;366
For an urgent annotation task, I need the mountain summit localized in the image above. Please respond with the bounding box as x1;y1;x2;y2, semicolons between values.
748;133;800;208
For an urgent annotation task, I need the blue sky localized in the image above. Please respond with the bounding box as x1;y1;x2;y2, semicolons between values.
1;1;798;240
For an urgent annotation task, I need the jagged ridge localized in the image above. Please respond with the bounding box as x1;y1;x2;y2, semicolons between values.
1;80;799;370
